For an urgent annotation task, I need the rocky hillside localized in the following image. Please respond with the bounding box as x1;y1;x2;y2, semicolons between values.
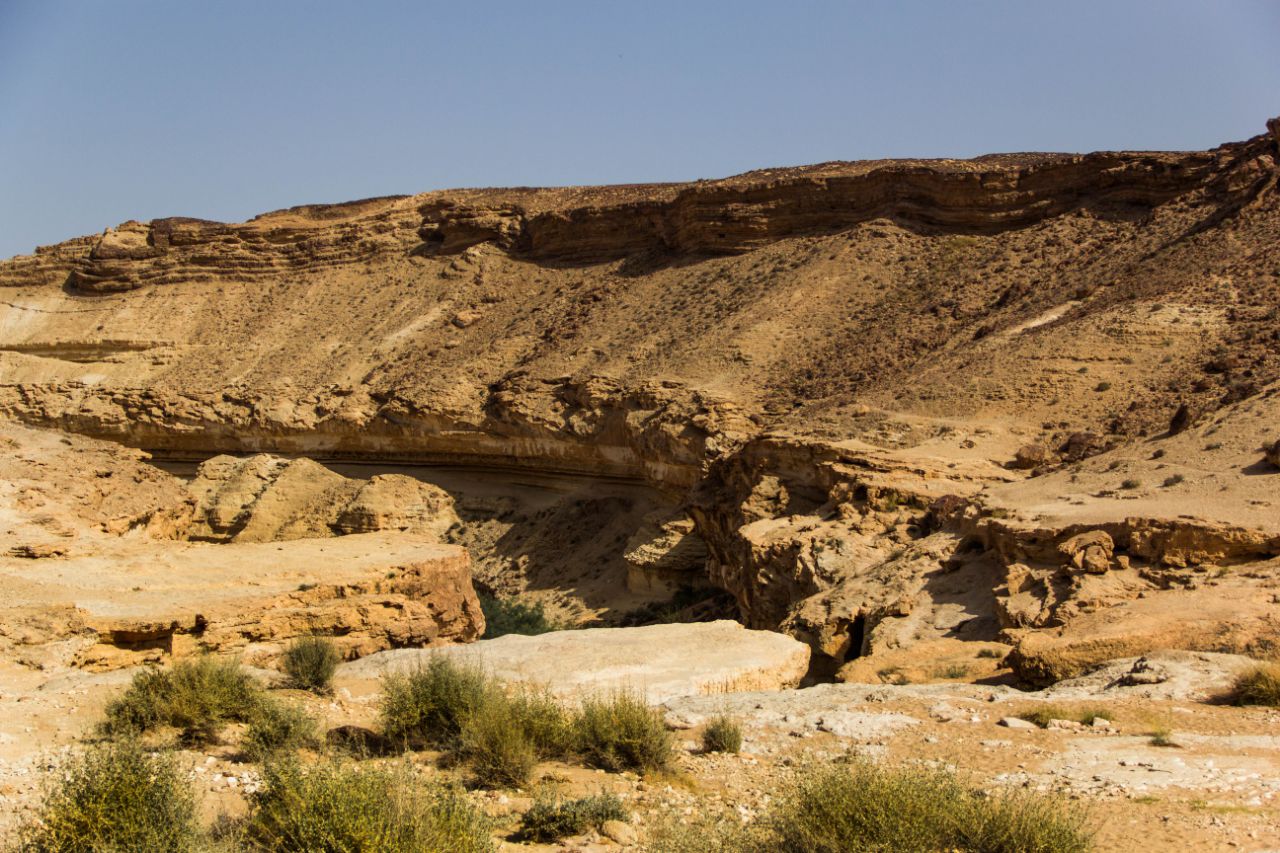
2;117;1279;677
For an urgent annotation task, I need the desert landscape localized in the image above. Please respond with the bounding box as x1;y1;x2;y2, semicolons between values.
0;114;1278;851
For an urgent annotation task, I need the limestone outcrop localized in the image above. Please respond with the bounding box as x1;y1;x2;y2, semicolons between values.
5;132;1273;293
1005;582;1280;685
0;377;752;489
171;453;459;543
622;510;710;594
0;533;481;670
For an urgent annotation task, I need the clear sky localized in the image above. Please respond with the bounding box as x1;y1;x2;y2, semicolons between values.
1;1;1277;259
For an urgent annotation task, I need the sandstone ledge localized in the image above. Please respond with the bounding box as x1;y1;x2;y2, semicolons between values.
0;533;481;669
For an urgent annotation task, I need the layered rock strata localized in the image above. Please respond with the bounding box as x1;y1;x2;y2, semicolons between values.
0;534;481;670
3;119;1280;682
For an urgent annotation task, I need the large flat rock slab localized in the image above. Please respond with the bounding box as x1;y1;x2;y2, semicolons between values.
338;620;810;704
1040;650;1261;701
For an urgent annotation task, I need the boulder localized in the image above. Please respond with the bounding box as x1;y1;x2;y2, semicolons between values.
334;474;459;539
450;308;483;328
1058;530;1114;574
339;620;810;704
1265;438;1280;469
1012;443;1049;470
998;716;1038;730
622;510;709;594
1168;403;1193;434
1058;432;1105;462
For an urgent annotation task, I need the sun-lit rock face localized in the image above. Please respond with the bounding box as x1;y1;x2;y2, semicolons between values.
169;453;460;543
1;118;1279;683
339;620;811;704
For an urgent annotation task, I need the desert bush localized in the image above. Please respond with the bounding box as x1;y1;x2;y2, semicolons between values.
100;654;264;745
242;698;320;762
1232;662;1280;706
1018;705;1109;729
380;656;490;747
15;741;201;853
756;761;1091;853
380;657;579;785
958;786;1094;853
517;790;627;842
282;635;340;693
245;759;493;853
507;687;575;758
1148;726;1177;748
641;811;752;852
574;691;673;773
700;715;742;754
458;700;538;788
479;593;559;638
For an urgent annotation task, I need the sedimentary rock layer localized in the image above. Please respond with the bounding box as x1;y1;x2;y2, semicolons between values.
4;123;1276;293
2;119;1279;680
0;533;481;670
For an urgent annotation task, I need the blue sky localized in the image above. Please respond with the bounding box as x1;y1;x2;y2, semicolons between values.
1;1;1277;259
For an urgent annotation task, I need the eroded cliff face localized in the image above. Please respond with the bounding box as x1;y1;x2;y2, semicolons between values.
3;130;1272;295
3;119;1280;680
0;376;751;488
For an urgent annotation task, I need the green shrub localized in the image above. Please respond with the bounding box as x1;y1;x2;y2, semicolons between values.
1232;663;1280;706
641;811;751;852
15;741;200;853
460;685;575;786
507;687;575;759
756;761;1091;853
574;691;673;773
379;657;578;786
977;648;1005;659
100;655;264;745
243;698;320;762
245;759;493;853
282;636;340;693
517;791;627;842
380;657;490;747
479;594;559;638
701;715;742;754
459;701;538;788
1018;705;1110;729
959;786;1095;853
